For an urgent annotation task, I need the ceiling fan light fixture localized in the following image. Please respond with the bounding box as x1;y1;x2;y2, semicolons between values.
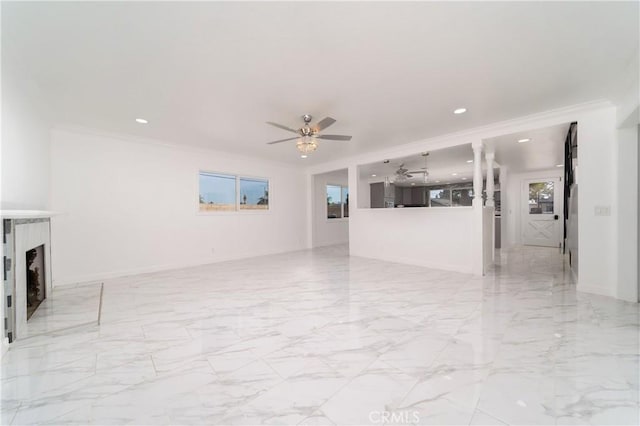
296;137;318;154
266;114;351;153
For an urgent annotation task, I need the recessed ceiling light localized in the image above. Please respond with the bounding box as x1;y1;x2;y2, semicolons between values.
411;183;416;186
518;138;531;143
371;174;377;177
452;173;458;176
556;164;563;167
300;154;308;159
462;177;467;180
453;108;467;115
466;160;473;163
435;180;440;183
135;118;148;124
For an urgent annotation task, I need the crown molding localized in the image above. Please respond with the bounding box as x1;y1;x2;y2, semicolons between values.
50;124;302;171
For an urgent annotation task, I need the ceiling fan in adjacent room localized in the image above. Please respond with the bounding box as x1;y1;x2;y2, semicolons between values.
392;153;430;183
266;114;352;155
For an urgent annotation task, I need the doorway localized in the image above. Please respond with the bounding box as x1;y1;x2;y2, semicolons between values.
312;169;349;248
522;177;563;248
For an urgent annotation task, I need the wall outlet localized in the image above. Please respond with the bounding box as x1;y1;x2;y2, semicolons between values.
594;205;611;216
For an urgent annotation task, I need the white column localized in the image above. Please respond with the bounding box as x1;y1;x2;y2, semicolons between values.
472;141;484;207
471;141;484;275
499;166;508;247
485;152;495;207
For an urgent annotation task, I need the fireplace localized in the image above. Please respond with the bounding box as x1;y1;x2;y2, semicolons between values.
2;213;54;343
26;245;46;320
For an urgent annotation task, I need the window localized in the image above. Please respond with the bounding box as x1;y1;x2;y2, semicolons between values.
528;181;554;214
452;188;473;207
342;186;349;218
240;178;269;210
199;172;269;212
199;173;236;212
429;189;451;207
327;184;348;219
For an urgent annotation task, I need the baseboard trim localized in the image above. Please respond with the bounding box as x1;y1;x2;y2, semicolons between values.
577;283;616;299
349;251;473;275
53;246;307;286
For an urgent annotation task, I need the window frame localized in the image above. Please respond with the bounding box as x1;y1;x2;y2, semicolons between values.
326;183;349;221
238;176;271;212
198;170;270;215
428;186;474;208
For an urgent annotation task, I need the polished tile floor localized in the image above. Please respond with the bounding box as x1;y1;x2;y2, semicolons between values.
21;282;102;339
1;245;638;425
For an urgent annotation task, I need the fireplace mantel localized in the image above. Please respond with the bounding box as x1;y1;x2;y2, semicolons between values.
1;210;58;219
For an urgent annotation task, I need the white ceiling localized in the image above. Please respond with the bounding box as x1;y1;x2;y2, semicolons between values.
3;2;638;166
359;144;479;186
489;123;571;174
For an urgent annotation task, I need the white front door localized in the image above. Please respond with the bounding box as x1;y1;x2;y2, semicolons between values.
522;178;562;247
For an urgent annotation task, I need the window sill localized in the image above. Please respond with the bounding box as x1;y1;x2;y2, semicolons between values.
326;218;349;223
197;210;271;216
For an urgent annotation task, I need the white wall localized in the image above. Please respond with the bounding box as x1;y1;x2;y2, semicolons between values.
50;128;308;285
350;207;475;273
1;59;52;353
615;122;638;302
1;59;51;209
576;108;617;298
503;168;563;248
312;169;349;247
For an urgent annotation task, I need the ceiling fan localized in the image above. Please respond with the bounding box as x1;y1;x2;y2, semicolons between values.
266;114;352;155
391;153;430;183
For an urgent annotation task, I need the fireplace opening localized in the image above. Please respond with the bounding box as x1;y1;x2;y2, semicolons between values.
26;245;46;320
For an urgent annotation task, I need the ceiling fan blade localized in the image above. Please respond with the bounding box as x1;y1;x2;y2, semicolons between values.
313;117;336;132
316;134;352;141
266;121;300;134
407;170;426;174
266;136;299;145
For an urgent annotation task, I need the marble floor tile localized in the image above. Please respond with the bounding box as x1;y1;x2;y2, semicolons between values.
2;244;638;425
20;282;102;338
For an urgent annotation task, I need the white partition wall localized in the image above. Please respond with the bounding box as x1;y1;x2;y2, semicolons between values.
350;208;476;273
